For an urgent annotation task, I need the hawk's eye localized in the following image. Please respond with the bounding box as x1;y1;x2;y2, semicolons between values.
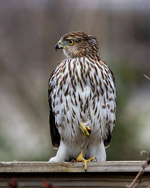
68;40;74;46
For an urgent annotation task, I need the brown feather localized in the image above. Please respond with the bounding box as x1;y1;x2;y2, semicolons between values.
48;77;60;148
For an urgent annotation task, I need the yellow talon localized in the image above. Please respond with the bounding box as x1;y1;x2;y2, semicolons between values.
84;160;88;171
79;122;91;137
76;123;94;171
87;156;95;162
75;150;95;171
76;151;84;162
84;156;95;171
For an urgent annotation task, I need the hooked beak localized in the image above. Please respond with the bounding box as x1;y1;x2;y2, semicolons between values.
55;40;63;51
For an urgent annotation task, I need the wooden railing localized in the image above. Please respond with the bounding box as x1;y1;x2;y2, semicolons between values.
0;161;150;188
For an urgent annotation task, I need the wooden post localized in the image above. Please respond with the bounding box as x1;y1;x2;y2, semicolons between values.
0;161;150;188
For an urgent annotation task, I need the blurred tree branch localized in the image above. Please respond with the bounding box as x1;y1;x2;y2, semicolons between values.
127;152;150;188
144;74;150;81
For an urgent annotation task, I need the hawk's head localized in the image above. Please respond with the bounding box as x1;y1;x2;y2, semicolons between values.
55;31;100;60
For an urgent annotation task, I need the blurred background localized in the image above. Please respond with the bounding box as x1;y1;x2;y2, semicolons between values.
0;0;150;161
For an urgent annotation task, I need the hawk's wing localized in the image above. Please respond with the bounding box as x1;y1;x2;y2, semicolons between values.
48;73;60;149
103;64;116;148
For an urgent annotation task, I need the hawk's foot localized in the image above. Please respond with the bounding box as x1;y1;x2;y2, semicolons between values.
74;150;95;172
79;122;91;137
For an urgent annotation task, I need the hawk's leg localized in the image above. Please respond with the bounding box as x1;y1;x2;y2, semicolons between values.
79;122;91;137
79;122;106;162
87;141;106;162
75;149;95;171
49;141;68;162
74;122;95;171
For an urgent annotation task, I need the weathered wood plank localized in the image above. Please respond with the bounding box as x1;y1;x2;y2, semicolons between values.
0;161;150;188
0;161;150;173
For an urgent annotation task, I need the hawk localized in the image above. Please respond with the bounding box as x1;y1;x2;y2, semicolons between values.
48;31;116;164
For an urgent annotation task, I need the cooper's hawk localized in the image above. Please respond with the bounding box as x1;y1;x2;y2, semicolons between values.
48;31;116;163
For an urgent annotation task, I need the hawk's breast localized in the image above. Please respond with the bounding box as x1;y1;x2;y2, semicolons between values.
49;57;116;145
